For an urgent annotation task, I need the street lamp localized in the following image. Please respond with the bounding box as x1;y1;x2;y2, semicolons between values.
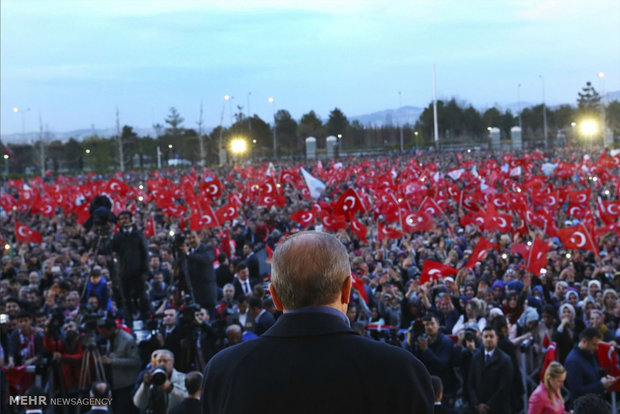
268;97;276;158
85;149;91;154
3;154;8;179
337;133;343;156
580;120;598;136
517;83;522;130
598;71;606;146
12;106;30;137
539;75;548;149
230;138;247;163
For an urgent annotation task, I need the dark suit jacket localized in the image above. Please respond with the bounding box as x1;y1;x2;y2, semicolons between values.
466;347;513;414
232;278;258;300
253;310;275;336
202;311;434;414
170;397;201;414
187;244;216;311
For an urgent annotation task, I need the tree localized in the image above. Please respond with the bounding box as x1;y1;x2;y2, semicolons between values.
577;82;600;110
482;107;502;130
463;105;484;140
165;107;185;135
299;111;324;145
275;110;299;153
500;110;516;139
607;100;620;136
325;108;349;137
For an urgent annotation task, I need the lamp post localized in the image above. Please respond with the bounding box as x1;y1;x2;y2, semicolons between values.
12;106;30;137
398;91;404;152
517;83;522;130
268;97;276;158
337;133;343;157
219;95;230;166
3;154;8;179
539;75;548;149
598;71;606;146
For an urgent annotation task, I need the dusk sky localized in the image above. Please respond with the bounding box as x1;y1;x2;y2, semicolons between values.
1;0;619;138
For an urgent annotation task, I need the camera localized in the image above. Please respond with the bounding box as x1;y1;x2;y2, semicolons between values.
48;306;66;337
179;294;201;326
79;309;106;334
172;232;186;251
520;337;533;350
151;366;169;386
409;318;425;339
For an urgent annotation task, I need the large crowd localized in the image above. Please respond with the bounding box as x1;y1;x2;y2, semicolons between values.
0;147;619;414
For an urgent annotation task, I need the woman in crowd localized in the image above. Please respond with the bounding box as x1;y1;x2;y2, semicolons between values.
527;361;568;414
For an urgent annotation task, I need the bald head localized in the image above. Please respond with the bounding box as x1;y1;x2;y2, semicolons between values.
270;231;351;310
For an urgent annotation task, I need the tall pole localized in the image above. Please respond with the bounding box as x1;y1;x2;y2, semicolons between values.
539;75;548;149
269;97;276;158
116;107;125;172
156;146;162;169
247;92;252;133
219;95;229;166
3;155;8;179
197;101;205;165
598;72;606;146
432;65;439;151
38;113;45;178
398;91;404;152
517;83;522;130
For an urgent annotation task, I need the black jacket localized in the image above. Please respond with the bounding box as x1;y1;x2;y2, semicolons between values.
111;226;149;283
466;347;513;414
202;311;434;414
185;244;216;311
170;398;200;414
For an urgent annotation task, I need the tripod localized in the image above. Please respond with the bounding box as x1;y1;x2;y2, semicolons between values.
78;332;107;390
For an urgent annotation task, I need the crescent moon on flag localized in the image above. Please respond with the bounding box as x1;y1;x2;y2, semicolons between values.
572;231;586;248
608;204;619;215
203;215;212;224
496;217;507;228
343;196;356;211
428;269;441;276
110;182;120;192
18;226;30;237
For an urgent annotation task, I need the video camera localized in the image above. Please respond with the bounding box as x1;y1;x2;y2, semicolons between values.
409;318;426;339
171;232;186;252
85;195;116;233
79;308;107;334
179;294;201;327
48;306;66;338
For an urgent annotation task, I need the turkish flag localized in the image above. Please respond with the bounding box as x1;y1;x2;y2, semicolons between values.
320;213;347;231
32;199;55;218
567;189;590;205
200;178;222;198
290;210;315;228
1;193;17;211
595;221;620;237
259;194;286;207
465;238;498;269
510;243;530;258
540;342;557;383
106;177;128;194
526;237;551;276
15;221;42;243
220;229;233;258
351;273;369;304
190;206;219;231
215;204;238;224
144;217;155;238
334;188;365;216
419;197;444;217
377;222;403;241
401;211;433;233
350;217;368;242
567;204;587;219
558;224;599;256
598;199;620;225
420;260;458;285
597;342;620;391
484;206;512;233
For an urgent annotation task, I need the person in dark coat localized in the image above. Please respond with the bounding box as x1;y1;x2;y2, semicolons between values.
181;231;216;315
466;326;513;414
214;253;233;288
410;314;460;407
248;296;275;336
431;376;458;414
170;371;202;414
564;327;618;406
202;231;434;414
111;211;150;319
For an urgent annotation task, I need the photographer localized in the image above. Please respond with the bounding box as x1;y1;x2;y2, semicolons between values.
407;314;461;407
111;211;150;321
133;349;187;414
99;317;141;414
43;319;83;393
176;231;216;316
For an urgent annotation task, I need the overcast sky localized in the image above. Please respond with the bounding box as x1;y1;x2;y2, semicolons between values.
1;0;619;137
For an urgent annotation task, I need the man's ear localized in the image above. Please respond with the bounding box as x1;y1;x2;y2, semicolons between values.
341;276;352;305
269;284;284;312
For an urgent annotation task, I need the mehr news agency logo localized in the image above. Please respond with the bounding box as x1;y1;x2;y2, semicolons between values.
10;395;113;407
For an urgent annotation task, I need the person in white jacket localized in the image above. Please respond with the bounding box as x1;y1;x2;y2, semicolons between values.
133;349;187;414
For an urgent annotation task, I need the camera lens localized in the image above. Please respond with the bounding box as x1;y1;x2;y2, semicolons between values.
151;367;167;386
